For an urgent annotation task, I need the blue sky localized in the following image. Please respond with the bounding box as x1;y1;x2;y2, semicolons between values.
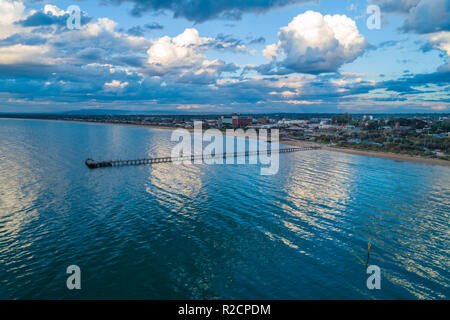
0;0;449;113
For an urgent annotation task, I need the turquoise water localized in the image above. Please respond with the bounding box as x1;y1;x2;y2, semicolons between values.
0;118;448;299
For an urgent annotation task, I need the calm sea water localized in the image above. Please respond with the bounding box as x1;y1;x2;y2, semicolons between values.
0;118;448;299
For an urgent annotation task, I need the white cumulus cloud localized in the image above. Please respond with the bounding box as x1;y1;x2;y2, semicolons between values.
105;80;129;89
0;0;26;39
147;28;211;68
43;4;66;16
426;31;450;72
146;28;239;82
262;10;367;74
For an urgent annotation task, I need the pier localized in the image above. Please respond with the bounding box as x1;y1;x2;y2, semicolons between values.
85;146;320;169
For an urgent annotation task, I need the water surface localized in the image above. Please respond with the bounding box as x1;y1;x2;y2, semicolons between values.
0;119;448;299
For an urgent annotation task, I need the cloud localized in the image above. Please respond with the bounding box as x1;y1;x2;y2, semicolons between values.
16;5;92;28
145;28;240;82
371;0;450;34
400;0;450;34
0;43;51;64
0;0;447;113
213;33;247;52
144;22;163;30
17;11;65;27
425;31;450;72
0;1;151;83
373;0;450;74
261;11;367;74
125;25;146;36
0;0;25;39
75;47;108;61
43;4;67;17
101;0;314;23
377;40;402;49
427;31;450;55
248;36;266;45
0;2;240;89
147;28;211;68
105;79;129;89
124;22;164;36
369;0;421;13
0;33;47;46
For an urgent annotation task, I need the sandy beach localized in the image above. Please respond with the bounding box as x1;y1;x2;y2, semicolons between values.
280;139;450;167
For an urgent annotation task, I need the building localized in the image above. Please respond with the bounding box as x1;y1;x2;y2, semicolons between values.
232;113;253;127
218;116;233;128
278;119;308;125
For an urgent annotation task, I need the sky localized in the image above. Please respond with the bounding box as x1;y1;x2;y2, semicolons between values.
0;0;449;113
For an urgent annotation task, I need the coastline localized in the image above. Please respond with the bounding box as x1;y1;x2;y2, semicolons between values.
2;117;449;167
280;139;450;166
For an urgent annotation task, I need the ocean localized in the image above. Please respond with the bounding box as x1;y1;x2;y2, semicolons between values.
0;118;448;299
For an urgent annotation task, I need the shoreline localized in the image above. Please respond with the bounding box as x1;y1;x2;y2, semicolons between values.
280;139;450;166
2;116;449;167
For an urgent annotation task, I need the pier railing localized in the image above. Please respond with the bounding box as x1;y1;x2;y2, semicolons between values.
85;146;321;169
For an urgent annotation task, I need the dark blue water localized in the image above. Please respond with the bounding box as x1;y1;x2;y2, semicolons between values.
0;118;448;299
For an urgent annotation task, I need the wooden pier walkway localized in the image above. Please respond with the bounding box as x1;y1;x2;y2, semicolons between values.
85;146;320;169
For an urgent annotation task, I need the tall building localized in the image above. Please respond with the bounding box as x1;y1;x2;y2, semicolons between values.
232;114;253;127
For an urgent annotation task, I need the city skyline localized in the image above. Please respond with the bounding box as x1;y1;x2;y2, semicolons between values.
0;0;449;113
